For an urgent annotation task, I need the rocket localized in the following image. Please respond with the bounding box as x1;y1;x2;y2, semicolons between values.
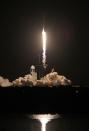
42;27;47;69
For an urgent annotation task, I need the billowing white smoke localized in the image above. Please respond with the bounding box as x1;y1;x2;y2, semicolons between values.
0;70;71;87
12;71;71;87
0;76;12;87
36;72;71;87
12;74;37;87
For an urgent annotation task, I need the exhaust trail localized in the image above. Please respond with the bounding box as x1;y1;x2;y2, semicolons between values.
42;28;47;69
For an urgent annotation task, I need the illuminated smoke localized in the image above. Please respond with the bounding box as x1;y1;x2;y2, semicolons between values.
0;70;71;87
37;71;72;87
0;76;12;87
42;28;47;68
12;71;71;87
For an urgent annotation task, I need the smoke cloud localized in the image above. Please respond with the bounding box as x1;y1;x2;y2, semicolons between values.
36;72;71;87
12;71;71;87
0;70;72;87
12;74;36;87
0;76;12;87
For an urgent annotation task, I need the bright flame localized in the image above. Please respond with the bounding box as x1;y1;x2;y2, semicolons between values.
42;28;47;68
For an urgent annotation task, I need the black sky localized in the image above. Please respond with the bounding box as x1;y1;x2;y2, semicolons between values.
0;1;89;85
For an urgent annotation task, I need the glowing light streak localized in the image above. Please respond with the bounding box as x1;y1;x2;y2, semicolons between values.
30;114;60;131
42;28;47;68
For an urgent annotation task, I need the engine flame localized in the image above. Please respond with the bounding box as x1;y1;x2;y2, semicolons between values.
42;28;47;68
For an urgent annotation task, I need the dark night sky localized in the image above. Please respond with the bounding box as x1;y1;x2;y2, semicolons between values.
0;1;89;85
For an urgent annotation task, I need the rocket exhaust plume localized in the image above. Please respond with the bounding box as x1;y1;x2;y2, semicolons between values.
42;28;47;69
